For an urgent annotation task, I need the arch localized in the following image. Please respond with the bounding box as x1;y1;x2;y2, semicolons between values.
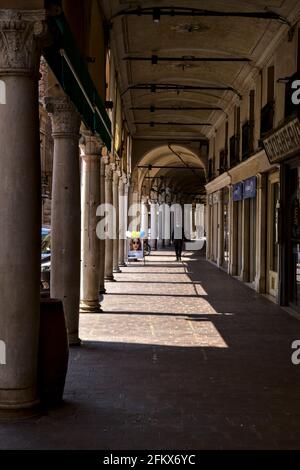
131;142;207;203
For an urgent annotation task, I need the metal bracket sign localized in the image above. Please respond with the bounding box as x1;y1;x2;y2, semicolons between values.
233;182;243;202
243;177;257;199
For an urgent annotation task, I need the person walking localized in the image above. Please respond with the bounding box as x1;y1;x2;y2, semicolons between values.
171;226;185;261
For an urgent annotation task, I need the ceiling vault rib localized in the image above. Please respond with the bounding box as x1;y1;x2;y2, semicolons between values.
130;106;225;112
123;84;242;98
124;56;251;63
138;166;205;170
135;122;212;127
168;144;202;179
110;7;291;27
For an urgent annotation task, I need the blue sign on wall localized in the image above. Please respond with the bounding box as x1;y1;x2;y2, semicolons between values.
233;182;243;202
243;177;257;199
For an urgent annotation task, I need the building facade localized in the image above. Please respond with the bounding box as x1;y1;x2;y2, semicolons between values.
206;20;300;314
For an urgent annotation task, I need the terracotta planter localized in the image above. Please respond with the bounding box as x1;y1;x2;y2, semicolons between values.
38;299;69;406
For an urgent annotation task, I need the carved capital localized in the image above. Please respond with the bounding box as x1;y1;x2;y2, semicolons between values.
45;96;81;139
79;130;103;157
0;9;47;76
105;163;114;181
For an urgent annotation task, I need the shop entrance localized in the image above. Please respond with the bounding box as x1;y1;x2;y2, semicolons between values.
289;165;300;311
267;172;280;298
223;188;229;270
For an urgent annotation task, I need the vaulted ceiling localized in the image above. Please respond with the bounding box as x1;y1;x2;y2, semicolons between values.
101;0;298;142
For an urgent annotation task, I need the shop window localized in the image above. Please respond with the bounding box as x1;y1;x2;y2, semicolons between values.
242;121;250;160
284;30;300;119
285;72;300;119
260;101;275;137
219;150;227;174
208;159;213;181
261;66;275;137
230;135;238;168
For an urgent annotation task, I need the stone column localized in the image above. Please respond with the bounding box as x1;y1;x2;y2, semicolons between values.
99;156;106;295
46;96;81;345
141;197;149;238
124;181;130;262
104;162;115;281
150;202;158;249
118;175;127;267
158;203;164;249
0;9;46;409
79;131;102;313
165;204;171;246
113;168;121;273
255;173;267;293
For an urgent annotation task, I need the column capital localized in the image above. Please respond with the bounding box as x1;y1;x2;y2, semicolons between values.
141;196;149;205
45;96;81;139
102;154;110;166
79;130;103;158
113;169;121;185
0;9;47;77
119;172;128;186
105;163;114;181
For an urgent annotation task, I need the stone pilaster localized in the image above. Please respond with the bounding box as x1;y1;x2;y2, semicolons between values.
217;191;224;268
228;187;238;275
255;173;267;293
45;96;81;345
241;198;250;282
80;131;103;313
0;9;46;409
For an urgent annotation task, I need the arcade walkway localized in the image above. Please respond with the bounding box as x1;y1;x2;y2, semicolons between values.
1;250;300;449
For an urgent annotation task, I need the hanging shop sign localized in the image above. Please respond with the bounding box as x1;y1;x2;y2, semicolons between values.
243;176;257;199
233;182;243;202
263;116;300;164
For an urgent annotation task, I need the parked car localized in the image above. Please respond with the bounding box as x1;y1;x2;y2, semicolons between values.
41;227;51;291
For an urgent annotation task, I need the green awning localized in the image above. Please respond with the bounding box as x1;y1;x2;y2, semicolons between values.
43;13;112;150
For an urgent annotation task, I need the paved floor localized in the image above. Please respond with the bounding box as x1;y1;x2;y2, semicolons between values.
1;249;300;449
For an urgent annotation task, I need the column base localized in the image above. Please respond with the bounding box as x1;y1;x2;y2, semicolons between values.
0;388;40;412
113;267;122;273
68;333;81;347
105;275;116;282
0;404;42;421
99;287;107;295
119;263;126;267
80;301;102;314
